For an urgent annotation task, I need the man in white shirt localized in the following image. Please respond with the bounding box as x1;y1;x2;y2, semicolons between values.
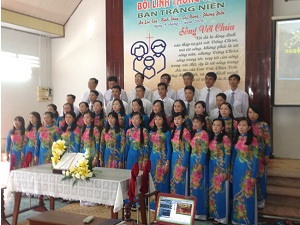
106;85;129;114
61;94;80;116
199;72;222;115
133;85;152;116
177;72;200;102
88;90;99;112
224;74;249;118
210;93;227;120
128;73;153;103
156;82;174;119
152;73;177;101
103;76;128;106
82;78;104;104
184;86;196;119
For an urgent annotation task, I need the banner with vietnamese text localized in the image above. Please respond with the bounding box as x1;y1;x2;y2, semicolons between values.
123;0;246;93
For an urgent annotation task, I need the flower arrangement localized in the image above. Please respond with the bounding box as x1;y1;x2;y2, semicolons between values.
61;148;95;186
51;139;67;166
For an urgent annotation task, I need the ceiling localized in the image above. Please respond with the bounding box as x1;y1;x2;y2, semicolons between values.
1;0;82;25
1;0;82;37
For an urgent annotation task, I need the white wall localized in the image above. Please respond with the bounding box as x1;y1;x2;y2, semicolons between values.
51;0;106;110
272;1;300;159
1;28;50;150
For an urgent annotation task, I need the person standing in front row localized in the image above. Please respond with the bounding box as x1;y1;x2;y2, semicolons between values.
199;72;222;115
6;116;26;171
100;111;125;169
125;112;149;171
22;112;42;168
34;112;61;165
189;115;209;220
247;105;271;210
149;112;171;210
231;117;259;225
170;112;191;195
208;118;231;225
61;111;81;153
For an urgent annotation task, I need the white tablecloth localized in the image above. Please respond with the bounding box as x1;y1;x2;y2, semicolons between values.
7;164;154;212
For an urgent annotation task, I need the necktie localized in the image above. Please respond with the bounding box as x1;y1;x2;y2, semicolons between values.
110;90;113;101
90;104;94;112
230;92;235;108
187;103;190;117
205;89;210;112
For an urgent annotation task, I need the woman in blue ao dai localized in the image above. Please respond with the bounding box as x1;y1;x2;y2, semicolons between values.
100;111;125;169
125;99;149;133
189;115;209;220
219;102;238;143
22;112;42;167
125;112;149;171
76;102;89;130
56;103;74;131
93;100;105;133
194;101;212;133
61;111;81;153
169;100;192;131
148;100;168;131
208;118;231;224
247;105;271;209
149;112;171;210
109;99;126;130
6;116;26;171
170;112;191;195
34;112;61;165
81;111;100;167
231;118;259;225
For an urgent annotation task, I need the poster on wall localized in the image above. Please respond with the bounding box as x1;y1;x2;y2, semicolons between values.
123;0;246;93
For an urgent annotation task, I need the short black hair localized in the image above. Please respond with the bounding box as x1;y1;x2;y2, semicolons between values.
135;72;145;80
90;90;99;96
216;93;227;100
228;74;241;81
112;85;121;92
67;94;76;100
108;76;118;82
205;72;217;80
157;82;168;89
182;72;194;79
135;85;145;92
161;73;171;81
184;85;195;93
90;78;99;84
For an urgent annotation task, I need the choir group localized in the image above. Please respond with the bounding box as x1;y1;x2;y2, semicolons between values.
5;71;271;225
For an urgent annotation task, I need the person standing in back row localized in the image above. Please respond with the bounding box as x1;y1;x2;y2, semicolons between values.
224;74;249;119
82;78;104;104
199;72;222;115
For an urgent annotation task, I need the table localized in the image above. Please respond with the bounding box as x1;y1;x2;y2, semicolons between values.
7;164;154;225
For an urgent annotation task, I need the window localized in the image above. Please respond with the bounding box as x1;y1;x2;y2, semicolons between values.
0;51;39;82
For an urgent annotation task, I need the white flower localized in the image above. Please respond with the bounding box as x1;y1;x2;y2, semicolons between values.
66;171;70;176
81;175;86;180
75;173;81;179
87;172;93;178
62;170;66;175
